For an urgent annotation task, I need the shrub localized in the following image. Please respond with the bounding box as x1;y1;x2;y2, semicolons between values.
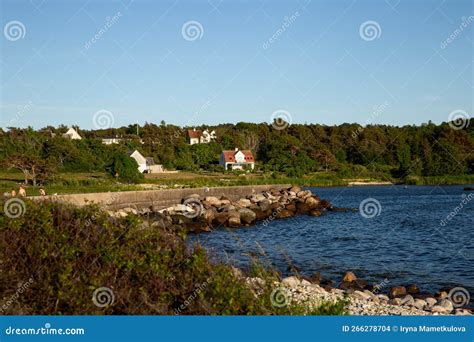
0;200;348;315
107;154;143;184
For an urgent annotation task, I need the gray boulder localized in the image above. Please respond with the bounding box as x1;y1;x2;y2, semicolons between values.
425;297;437;307
282;276;300;287
227;211;241;227
236;198;252;208
414;299;427;310
437;299;454;312
258;199;271;211
289;185;302;193
297;190;312;199
400;295;415;306
239;208;257;224
204;196;220;206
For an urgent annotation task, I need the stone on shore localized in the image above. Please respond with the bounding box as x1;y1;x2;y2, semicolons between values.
430;305;450;313
239;208;257;224
436;299;454;312
455;309;472;315
389;298;403;306
296;202;310;214
227;211;241;228
351;290;373;300
436;290;449;300
389;286;407;298
414;299;427;310
213;212;229;226
204;196;221;206
254;208;271;221
306;196;320;209
425;297;437;307
400;295;415;306
297;190;312;199
406;284;420;294
276;209;294;219
342;271;357;282
282;276;301;287
258;199;271;211
249;194;266;203
289;185;302;193
376;294;390;302
236;198;252;208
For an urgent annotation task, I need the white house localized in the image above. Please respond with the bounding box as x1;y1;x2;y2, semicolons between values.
129;150;147;173
145;157;164;173
220;148;255;170
63;127;82;140
128;150;164;174
102;137;122;145
188;128;216;145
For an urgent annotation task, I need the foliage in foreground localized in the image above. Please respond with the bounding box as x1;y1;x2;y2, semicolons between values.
0;199;347;315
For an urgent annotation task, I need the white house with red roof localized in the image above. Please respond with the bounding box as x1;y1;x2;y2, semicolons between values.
220;148;255;170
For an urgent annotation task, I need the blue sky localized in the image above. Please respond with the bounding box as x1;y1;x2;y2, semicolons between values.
0;0;472;129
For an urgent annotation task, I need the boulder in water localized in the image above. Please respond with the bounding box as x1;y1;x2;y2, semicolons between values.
342;271;357;282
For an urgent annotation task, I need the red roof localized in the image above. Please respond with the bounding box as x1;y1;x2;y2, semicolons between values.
188;129;202;138
222;150;254;163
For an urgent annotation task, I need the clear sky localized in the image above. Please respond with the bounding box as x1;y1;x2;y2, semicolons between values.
0;0;472;129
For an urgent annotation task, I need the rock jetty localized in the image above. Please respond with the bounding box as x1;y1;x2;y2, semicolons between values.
112;185;340;233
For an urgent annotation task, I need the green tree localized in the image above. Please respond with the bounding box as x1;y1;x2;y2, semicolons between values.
108;153;143;183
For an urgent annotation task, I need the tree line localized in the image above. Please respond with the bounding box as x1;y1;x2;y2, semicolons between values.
0;119;472;184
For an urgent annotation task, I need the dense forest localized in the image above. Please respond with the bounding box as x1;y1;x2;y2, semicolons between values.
0;120;473;184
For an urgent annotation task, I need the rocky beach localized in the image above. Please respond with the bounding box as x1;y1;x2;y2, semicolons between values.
245;273;473;316
109;185;473;316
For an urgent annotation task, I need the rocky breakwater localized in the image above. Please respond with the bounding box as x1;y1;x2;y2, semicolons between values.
112;186;337;233
245;271;473;316
164;185;337;233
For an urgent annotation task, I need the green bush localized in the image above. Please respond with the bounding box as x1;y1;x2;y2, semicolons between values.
0;199;348;315
108;154;144;184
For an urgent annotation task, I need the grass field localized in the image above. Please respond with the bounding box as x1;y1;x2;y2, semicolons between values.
1;170;472;196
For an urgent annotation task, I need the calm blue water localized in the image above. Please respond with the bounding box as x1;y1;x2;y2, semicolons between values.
190;185;474;301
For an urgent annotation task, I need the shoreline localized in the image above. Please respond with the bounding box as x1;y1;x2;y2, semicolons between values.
245;273;472;316
5;186;473;315
24;180;474;199
108;185;473;315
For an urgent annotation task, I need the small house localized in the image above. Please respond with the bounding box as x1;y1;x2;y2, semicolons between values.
62;127;82;140
129;150;147;173
187;128;216;145
220;148;255;170
102;137;122;145
128;150;164;174
145;157;164;173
